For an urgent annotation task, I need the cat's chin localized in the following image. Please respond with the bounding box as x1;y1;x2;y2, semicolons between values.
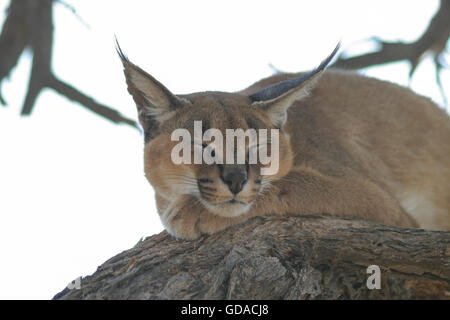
201;199;252;218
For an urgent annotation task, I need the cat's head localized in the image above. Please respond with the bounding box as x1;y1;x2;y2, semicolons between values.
117;41;338;217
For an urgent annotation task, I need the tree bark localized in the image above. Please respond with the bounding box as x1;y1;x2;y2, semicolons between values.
53;215;450;300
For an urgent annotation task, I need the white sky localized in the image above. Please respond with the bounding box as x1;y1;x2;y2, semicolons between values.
0;0;448;299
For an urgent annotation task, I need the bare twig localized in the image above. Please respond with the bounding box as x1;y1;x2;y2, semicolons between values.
21;0;53;115
268;63;285;75
332;0;450;103
0;0;28;106
333;1;449;71
0;0;137;128
48;75;137;127
55;0;90;29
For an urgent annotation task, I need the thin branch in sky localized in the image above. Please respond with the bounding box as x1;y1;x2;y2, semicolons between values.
55;0;91;29
0;0;137;128
332;0;450;104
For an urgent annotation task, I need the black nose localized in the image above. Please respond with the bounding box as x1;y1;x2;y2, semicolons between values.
221;165;248;195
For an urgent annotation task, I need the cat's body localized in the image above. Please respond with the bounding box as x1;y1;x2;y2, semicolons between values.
118;44;450;239
242;70;450;232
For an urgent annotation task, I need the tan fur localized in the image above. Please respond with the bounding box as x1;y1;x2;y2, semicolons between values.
121;54;450;240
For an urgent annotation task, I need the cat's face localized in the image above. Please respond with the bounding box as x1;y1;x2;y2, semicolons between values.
143;92;293;217
117;41;338;218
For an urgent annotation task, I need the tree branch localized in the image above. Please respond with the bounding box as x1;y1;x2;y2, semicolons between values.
0;0;137;128
53;215;450;300
333;0;450;71
332;0;449;103
0;0;28;105
48;75;137;127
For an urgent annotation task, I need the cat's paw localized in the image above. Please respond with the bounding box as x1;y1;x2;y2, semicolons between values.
161;201;203;240
159;195;241;240
160;195;254;240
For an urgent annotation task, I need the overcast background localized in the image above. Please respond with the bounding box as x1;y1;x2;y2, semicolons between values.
0;0;448;299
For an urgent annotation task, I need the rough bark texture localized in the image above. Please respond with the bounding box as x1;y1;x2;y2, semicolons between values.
54;215;450;300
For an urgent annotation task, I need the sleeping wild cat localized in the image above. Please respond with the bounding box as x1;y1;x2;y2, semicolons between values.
117;42;450;240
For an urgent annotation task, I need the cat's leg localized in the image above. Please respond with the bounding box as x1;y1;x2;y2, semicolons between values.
159;195;203;239
160;195;251;240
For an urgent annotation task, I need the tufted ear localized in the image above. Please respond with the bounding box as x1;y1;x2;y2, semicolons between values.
116;39;191;139
250;43;340;128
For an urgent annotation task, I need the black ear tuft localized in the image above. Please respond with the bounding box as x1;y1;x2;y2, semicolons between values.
313;42;341;73
249;42;340;102
114;35;129;63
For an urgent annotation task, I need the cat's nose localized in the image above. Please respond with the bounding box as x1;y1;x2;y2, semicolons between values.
221;165;248;195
